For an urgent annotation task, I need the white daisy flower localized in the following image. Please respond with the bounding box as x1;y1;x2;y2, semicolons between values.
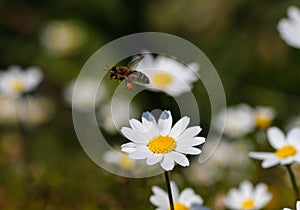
249;127;300;168
0;66;43;97
224;180;272;210
277;6;300;49
40;20;86;56
150;181;204;210
283;201;300;210
254;106;276;129
214;104;255;138
63;79;107;112
136;53;199;97
120;110;205;171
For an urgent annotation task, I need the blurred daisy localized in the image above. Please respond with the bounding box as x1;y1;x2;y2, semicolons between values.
187;139;251;186
0;66;43;97
283;201;300;210
98;97;140;134
40;20;86;56
121;110;205;171
214;104;254;138
277;6;300;49
136;53;199;97
103;150;136;171
0;95;54;126
254;106;276;129
249;127;300;168
63;79;107;112
224;180;272;210
150;181;204;210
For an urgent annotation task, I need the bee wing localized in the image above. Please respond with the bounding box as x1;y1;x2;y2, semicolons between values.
127;55;144;69
125;71;150;85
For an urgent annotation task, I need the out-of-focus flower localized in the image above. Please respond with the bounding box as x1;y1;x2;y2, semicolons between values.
103;149;136;171
254;106;276;130
214;104;254;138
40;20;86;56
283;201;300;210
98;97;140;134
121;110;205;171
187;139;251;186
150;181;204;210
277;6;300;49
0;95;54;126
249;127;300;168
63;79;107;112
0;66;43;97
224;180;272;210
136;53;199;96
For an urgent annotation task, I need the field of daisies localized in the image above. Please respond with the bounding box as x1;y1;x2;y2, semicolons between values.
1;1;300;210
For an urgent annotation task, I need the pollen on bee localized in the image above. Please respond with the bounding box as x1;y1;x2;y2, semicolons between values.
126;82;133;89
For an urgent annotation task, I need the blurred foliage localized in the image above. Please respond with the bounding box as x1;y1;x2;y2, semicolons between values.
1;0;300;209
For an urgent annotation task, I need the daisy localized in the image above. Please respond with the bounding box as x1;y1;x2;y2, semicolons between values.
224;180;272;210
63;79;107;112
249;127;300;168
40;20;86;56
150;181;204;210
277;6;300;49
120;110;205;171
136;53;199;97
0;66;43;97
254;106;276;129
214;104;254;138
283;201;300;210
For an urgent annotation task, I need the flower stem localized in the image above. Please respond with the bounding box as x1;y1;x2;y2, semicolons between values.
286;164;299;201
164;171;174;210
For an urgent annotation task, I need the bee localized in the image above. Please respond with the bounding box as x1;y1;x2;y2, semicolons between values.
108;55;150;89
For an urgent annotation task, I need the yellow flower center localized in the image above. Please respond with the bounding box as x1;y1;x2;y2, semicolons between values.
275;145;297;158
152;72;173;87
255;114;271;129
148;135;176;154
120;154;134;170
242;199;255;210
168;203;189;210
10;77;25;93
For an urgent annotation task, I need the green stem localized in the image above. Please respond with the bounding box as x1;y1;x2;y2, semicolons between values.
286;164;299;201
164;171;174;210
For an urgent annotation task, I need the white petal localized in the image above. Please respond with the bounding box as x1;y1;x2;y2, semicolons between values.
249;152;275;160
262;158;280;168
128;145;152;159
177;126;202;140
169;116;190;138
169;152;189;167
158;110;172;136
179;189;203;206
177;137;205;147
160;154;175;171
267;127;286;149
170;181;179;202
280;157;295;165
129;119;146;131
121;127;150;144
176;146;201;155
287;127;300;145
121;142;137;153
146;154;163;165
150;186;169;209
